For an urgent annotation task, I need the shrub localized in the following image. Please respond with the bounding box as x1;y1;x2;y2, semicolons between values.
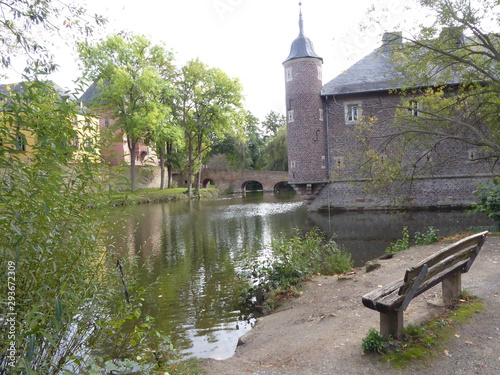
414;226;440;245
385;226;410;253
239;228;353;310
386;226;440;254
362;328;387;353
471;177;500;223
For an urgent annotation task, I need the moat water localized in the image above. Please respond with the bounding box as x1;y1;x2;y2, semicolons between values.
107;192;493;360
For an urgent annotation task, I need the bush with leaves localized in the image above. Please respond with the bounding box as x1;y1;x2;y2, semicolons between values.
385;226;440;253
0;81;172;374
471;177;500;224
239;228;353;310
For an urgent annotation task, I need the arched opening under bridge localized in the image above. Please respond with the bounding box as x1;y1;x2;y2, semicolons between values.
202;179;215;189
274;181;295;194
242;180;263;192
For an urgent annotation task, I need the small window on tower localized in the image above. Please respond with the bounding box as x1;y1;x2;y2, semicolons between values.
288;110;295;123
317;65;322;81
286;67;293;82
319;108;324;121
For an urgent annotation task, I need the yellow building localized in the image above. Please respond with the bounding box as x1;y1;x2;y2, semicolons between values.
0;82;100;163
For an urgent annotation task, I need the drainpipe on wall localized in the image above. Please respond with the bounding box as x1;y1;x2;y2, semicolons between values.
325;96;331;180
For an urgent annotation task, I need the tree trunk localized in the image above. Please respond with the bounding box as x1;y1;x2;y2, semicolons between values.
187;137;194;196
167;166;173;188
158;146;165;190
129;142;137;191
196;169;202;193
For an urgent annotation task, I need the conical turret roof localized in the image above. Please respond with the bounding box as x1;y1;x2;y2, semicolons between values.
284;5;322;63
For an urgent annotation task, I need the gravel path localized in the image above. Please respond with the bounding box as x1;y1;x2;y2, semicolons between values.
203;235;500;375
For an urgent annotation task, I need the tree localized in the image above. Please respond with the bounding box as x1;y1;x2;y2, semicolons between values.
78;33;176;190
173;58;246;195
208;111;266;170
0;0;106;77
371;0;499;172
149;116;185;189
261;110;286;138
0;3;137;373
350;0;499;197
263;125;288;171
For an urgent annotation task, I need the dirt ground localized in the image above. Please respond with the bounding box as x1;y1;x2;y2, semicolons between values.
203;235;500;375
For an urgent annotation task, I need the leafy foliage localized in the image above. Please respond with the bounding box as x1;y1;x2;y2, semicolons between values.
239;228;353;311
362;328;388;353
0;0;106;77
470;177;500;223
356;0;500;196
263;125;288;171
78;33;176;190
385;226;411;254
173;58;246;195
385;226;440;253
414;226;440;245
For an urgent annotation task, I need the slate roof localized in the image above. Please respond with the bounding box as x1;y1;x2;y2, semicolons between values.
321;47;406;96
0;81;69;106
321;33;465;96
79;81;101;106
284;9;322;63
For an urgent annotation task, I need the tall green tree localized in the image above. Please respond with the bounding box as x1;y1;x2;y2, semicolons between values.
173;58;246;195
261;110;286;138
263;125;288;171
78;33;176;190
209;111;266;170
149;115;185;189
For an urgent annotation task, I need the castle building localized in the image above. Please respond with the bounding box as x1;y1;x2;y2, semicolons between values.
284;7;498;212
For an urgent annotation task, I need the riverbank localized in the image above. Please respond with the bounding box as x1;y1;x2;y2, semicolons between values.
109;187;221;206
203;235;500;375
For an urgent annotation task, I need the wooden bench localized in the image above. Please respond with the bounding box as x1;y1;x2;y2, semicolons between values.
362;231;488;337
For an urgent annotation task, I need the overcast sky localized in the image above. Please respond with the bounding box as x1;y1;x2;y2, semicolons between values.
5;0;419;120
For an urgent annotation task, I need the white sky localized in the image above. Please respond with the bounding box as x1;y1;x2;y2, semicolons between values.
3;0;419;120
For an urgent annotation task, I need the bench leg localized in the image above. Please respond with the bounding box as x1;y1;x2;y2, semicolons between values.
442;272;461;303
380;310;403;338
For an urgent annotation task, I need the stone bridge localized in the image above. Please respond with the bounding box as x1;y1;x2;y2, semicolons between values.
200;168;289;193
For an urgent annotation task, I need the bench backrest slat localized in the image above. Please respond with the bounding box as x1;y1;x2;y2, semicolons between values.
398;246;479;296
403;231;488;283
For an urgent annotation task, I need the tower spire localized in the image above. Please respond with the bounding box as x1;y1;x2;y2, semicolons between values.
299;2;304;35
284;2;322;63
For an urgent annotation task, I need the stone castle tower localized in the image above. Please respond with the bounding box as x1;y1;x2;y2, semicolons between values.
283;5;327;203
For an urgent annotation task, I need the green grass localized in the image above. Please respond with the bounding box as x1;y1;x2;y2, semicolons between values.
363;292;484;369
109;187;220;206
